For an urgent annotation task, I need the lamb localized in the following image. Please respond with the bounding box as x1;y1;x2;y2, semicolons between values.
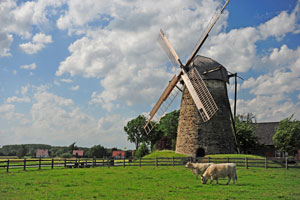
185;161;214;179
201;163;237;185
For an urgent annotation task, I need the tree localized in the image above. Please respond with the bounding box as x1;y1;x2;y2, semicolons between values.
88;145;107;158
124;115;148;150
235;113;260;154
16;144;27;158
68;142;78;154
273;115;300;155
134;142;149;158
156;110;180;150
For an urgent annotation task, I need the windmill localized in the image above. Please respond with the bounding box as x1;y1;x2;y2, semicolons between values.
144;0;237;157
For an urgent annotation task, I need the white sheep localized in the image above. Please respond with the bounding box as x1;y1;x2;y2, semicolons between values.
201;163;237;184
185;161;214;179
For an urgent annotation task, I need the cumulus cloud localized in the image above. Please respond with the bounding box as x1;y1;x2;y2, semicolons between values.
237;44;300;121
0;85;135;148
60;78;73;83
56;0;226;110
19;33;52;54
71;85;79;91
202;1;300;72
6;85;31;103
20;63;37;70
0;0;64;56
0;32;13;56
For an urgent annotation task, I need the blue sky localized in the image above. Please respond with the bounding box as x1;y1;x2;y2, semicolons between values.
0;0;299;149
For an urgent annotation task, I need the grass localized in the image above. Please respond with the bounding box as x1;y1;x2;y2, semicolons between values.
205;154;265;159
1;165;300;199
143;150;187;159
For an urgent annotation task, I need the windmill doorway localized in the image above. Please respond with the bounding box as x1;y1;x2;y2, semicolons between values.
196;148;205;157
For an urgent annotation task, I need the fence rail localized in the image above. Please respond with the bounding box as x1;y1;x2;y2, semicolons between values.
0;157;299;173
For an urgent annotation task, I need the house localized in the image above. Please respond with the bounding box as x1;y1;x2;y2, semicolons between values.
36;149;49;158
112;150;125;159
73;150;84;157
253;122;300;159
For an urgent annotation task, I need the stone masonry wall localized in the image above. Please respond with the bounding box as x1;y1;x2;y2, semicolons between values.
175;80;236;157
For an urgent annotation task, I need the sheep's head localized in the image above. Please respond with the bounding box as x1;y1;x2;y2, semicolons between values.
201;175;208;184
185;162;193;168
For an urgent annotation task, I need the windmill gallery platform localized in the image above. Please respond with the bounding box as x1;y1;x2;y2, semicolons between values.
175;55;237;157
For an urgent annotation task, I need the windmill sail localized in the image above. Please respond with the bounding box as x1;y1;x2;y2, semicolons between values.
157;29;182;67
144;73;182;134
185;0;230;67
181;68;218;122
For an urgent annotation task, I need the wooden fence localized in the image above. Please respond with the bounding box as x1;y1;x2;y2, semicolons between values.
0;157;299;173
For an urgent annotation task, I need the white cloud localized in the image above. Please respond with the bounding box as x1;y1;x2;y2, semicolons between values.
0;86;135;148
202;1;300;72
0;104;14;113
57;0;226;110
6;85;31;103
236;43;300;122
71;85;79;91
0;32;13;56
60;78;73;83
20;63;37;70
258;3;300;40
19;33;52;54
6;96;31;103
0;103;26;123
0;0;64;55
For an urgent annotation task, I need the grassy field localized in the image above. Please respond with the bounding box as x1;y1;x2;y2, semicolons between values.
1;165;300;199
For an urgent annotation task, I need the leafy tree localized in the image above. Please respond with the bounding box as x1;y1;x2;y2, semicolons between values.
61;152;73;158
68;142;78;154
88;145;108;158
156;110;180;150
16;144;27;158
134;142;149;158
273;115;300;155
235;113;261;154
124;115;148;150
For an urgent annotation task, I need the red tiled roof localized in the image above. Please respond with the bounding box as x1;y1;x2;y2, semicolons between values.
72;150;84;156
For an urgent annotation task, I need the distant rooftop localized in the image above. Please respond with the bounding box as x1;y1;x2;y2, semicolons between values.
253;122;279;145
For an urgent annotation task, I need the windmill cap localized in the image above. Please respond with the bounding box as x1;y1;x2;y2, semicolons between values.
191;55;229;83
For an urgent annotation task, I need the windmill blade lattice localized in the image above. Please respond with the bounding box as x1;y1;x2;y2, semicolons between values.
144;83;182;135
186;68;218;122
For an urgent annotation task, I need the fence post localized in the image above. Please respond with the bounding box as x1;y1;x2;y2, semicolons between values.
285;157;289;170
265;158;267;169
51;158;54;169
172;157;175;167
245;157;248;169
24;158;26;171
85;159;88;168
139;158;141;167
103;157;105;166
208;157;210;163
64;158;66;168
155;157;158;167
93;157;96;168
227;157;229;163
7;159;9;173
107;158;110;168
39;157;41;170
123;157;125;168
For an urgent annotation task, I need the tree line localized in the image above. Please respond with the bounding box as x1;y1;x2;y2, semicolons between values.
0;143;133;159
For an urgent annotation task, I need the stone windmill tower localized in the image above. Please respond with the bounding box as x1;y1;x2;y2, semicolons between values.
144;0;237;157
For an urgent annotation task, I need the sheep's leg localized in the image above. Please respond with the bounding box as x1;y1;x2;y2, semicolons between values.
216;178;219;184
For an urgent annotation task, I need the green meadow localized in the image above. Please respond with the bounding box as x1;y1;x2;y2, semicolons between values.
1;165;300;200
